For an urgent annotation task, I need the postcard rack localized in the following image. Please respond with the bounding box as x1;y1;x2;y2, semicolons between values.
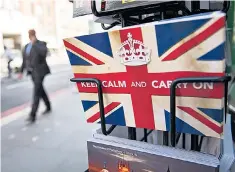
71;75;231;148
69;1;233;171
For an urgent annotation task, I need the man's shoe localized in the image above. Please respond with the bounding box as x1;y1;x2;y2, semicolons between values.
26;116;36;123
42;108;51;115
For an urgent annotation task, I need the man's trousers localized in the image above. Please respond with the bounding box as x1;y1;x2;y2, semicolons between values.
30;75;51;117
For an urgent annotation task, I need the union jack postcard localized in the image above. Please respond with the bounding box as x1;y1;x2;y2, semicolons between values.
64;11;226;138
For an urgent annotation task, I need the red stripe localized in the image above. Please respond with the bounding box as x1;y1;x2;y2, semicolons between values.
63;40;104;65
120;28;156;129
178;106;222;134
162;17;225;61
87;102;120;123
74;72;224;99
1;88;69;119
1;103;29;118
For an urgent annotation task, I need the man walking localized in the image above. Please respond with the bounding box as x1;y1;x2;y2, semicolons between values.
20;29;51;123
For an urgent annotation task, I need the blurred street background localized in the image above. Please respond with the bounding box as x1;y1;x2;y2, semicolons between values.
0;0;102;171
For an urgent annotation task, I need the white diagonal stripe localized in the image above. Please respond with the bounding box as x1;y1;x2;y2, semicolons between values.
80;93;136;127
177;108;221;138
65;46;96;65
159;17;222;60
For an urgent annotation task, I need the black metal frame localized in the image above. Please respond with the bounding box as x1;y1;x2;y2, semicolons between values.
101;22;120;30
222;0;230;13
170;76;231;147
70;78;117;135
93;0;231;36
96;1;191;28
140;129;154;142
70;77;151;142
91;1;180;17
91;0;230;22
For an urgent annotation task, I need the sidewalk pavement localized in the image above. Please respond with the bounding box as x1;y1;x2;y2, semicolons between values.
1;86;99;172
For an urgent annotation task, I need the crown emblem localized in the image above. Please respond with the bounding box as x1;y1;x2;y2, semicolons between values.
117;32;151;66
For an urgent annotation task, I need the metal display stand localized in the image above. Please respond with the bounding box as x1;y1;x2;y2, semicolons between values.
70;78;117;135
68;1;233;171
170;76;231;148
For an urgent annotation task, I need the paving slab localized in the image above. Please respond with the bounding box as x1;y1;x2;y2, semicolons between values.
1;87;98;172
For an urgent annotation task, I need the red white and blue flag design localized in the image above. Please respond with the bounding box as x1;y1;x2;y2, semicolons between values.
64;12;226;138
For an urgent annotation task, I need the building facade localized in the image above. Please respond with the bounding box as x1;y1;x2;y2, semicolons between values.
0;0;59;55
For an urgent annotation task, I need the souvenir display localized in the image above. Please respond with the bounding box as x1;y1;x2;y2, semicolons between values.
64;12;226;138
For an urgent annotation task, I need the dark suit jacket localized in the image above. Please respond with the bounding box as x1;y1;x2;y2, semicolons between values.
21;40;50;79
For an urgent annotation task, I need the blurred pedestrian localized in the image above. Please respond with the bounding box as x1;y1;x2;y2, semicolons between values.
19;29;51;123
3;46;14;78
